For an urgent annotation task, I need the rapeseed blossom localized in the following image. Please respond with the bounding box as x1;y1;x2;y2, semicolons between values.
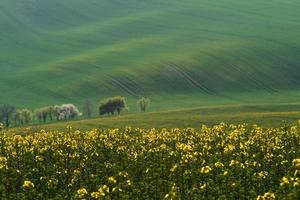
258;171;268;179
98;185;109;196
292;158;300;168
23;180;35;189
75;188;88;199
108;176;117;184
280;177;289;186
91;192;101;199
0;123;299;199
214;162;224;168
256;192;275;200
0;156;8;169
200;166;212;174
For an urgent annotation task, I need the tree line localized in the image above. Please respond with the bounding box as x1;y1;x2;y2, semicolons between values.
0;104;81;127
0;96;150;128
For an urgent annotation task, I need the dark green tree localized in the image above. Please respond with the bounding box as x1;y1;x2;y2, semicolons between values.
12;110;22;126
99;96;127;115
0;104;16;127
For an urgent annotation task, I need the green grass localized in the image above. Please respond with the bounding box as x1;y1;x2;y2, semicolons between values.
0;0;299;109
12;103;300;133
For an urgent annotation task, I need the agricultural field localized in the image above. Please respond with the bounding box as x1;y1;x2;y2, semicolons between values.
0;0;300;108
0;122;299;199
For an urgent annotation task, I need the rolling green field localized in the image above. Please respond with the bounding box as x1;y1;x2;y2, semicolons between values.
0;0;300;109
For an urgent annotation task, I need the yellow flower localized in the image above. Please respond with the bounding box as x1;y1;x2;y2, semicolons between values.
224;144;235;153
164;183;178;199
0;123;4;131
118;171;128;178
35;155;44;162
170;164;178;172
47;179;58;188
75;188;88;199
258;171;268;179
292;158;300;169
257;192;275;200
176;143;193;152
112;187;122;193
0;156;8;170
124;180;132;187
91;192;101;199
240;142;245;149
164;193;176;200
214;162;224;168
98;185;109;196
200;183;207;190
280;176;289;186
253;161;261;167
108;176;117;184
200;166;212;174
160;143;167;149
67;125;72;130
23;180;35;189
229;160;240;167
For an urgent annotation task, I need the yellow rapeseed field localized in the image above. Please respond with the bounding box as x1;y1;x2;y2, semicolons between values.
0;122;299;199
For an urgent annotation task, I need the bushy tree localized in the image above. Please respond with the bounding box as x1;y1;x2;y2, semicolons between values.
21;109;32;124
12;109;32;127
137;97;150;112
47;106;55;121
35;109;43;123
0;104;16;127
13;110;22;126
82;100;93;118
99;96;127;115
54;104;81;121
54;106;61;121
35;107;49;123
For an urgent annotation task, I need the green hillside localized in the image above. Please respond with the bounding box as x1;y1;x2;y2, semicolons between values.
0;0;300;109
